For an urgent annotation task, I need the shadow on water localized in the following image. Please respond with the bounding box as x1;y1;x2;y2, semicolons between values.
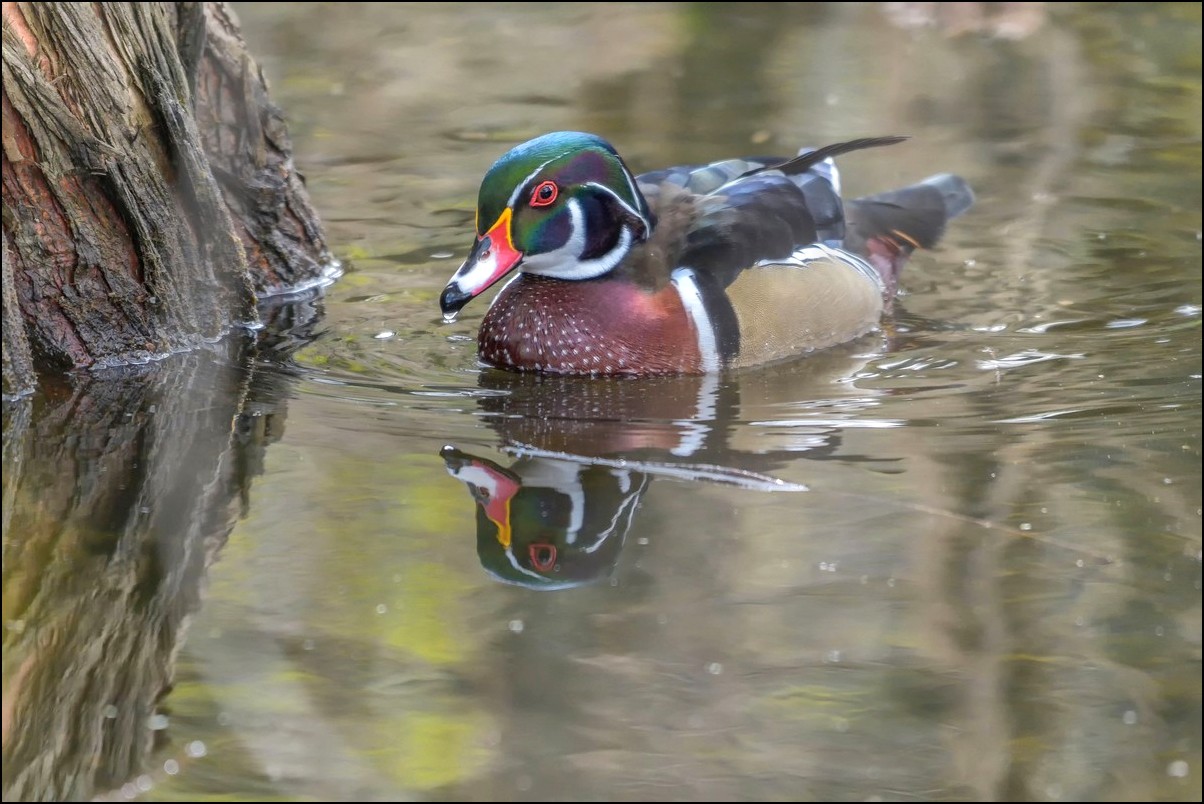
0;295;324;801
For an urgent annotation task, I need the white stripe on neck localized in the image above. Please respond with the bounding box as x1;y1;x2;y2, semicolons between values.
522;198;633;281
670;267;720;373
584;181;650;234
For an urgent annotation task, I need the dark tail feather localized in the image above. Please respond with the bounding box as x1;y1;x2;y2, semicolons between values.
737;135;909;180
847;173;974;250
845;173;974;302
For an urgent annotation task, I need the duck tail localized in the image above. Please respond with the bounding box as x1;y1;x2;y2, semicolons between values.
844;173;974;302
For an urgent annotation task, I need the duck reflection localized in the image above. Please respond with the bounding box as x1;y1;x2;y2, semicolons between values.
442;343;894;589
442;447;646;590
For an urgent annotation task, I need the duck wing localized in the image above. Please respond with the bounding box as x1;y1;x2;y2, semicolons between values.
670;137;907;288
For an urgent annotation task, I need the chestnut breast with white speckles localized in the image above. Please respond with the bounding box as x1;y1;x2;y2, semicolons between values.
479;274;702;376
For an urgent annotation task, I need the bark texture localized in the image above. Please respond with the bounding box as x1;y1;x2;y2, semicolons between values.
1;2;330;397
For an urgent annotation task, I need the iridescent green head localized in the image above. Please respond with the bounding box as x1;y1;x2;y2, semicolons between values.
440;132;652;316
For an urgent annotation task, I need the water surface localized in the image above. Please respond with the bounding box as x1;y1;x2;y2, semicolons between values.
2;3;1200;801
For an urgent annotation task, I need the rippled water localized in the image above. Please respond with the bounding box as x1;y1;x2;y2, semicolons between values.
2;3;1200;801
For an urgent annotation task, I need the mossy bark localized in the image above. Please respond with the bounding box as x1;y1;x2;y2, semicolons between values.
1;2;330;398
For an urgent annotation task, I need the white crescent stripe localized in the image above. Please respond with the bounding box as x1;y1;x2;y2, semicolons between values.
584;181;650;233
670;267;720;373
522;199;633;280
506;156;559;208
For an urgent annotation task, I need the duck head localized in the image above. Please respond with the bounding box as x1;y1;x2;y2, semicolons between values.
439;132;653;316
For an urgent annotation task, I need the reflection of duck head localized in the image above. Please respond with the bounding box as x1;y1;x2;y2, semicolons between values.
441;446;647;590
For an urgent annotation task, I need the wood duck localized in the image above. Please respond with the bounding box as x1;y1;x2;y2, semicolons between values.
440;131;973;376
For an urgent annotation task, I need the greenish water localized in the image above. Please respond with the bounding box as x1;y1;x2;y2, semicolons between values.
3;3;1200;801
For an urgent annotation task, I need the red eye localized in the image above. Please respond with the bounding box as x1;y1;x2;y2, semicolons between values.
529;543;557;572
529;180;558;208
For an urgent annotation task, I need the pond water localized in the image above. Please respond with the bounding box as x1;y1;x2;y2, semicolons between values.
2;2;1200;801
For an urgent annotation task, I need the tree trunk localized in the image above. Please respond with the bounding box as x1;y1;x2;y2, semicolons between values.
1;2;332;398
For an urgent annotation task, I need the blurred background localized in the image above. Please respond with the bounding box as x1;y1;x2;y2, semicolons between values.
3;2;1200;801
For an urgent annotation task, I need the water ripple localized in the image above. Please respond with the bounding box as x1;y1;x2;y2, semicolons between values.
976;350;1085;370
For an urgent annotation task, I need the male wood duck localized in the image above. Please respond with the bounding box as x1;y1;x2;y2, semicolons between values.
440;131;973;376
